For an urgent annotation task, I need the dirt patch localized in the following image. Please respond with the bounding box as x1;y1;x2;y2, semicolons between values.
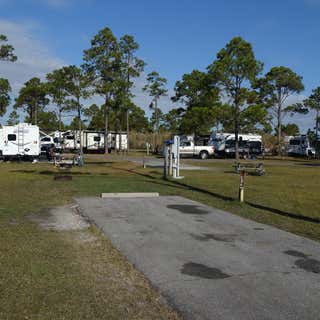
31;204;90;231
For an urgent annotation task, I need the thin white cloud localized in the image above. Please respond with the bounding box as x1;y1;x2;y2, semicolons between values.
0;19;66;122
33;0;72;7
0;0;73;8
0;19;65;87
304;0;320;7
132;73;179;117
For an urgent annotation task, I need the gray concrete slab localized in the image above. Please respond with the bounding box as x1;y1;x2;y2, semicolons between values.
76;196;320;320
101;192;159;198
128;157;211;170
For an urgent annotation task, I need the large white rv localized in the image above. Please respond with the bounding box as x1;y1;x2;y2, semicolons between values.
287;135;315;157
0;123;40;159
61;130;128;153
83;131;105;152
210;132;262;157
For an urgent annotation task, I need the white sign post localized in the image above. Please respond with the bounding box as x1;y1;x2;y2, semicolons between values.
172;135;183;179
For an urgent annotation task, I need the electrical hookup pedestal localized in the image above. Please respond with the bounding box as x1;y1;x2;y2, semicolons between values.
238;170;246;202
163;135;184;180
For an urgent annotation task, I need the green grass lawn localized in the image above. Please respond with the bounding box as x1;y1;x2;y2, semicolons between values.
0;160;180;320
0;156;319;319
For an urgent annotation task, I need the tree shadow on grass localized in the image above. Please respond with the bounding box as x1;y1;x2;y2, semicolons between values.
11;170;36;174
39;170;93;176
85;161;114;165
295;163;320;167
115;166;320;224
246;202;320;224
114;166;235;202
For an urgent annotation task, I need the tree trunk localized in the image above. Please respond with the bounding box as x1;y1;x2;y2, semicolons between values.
115;116;120;153
316;109;319;157
126;55;131;154
277;99;282;156
78;101;83;155
316;109;319;141
34;105;37;126
58;108;62;144
30;107;34;125
104;96;109;154
119;120;122;154
126;110;130;153
58;108;62;132
154;98;158;153
234;104;239;161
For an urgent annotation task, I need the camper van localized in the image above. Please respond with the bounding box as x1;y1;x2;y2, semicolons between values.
287;135;315;157
210;132;262;157
0;123;40;160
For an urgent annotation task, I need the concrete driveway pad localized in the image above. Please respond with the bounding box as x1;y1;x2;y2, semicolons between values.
76;196;320;320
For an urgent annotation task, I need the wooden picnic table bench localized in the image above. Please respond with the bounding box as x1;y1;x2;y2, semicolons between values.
53;154;81;170
234;162;265;176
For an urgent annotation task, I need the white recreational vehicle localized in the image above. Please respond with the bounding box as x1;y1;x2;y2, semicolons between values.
210;132;263;157
61;130;128;153
286;135;315;157
0;123;40;160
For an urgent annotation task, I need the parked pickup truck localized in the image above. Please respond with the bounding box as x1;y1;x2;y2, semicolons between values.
179;138;215;159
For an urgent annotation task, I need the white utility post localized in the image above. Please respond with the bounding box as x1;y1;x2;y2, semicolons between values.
168;148;173;176
172;135;183;179
146;141;150;156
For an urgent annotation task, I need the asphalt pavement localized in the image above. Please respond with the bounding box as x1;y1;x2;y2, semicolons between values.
76;196;320;320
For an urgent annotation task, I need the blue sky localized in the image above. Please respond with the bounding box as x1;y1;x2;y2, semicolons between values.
0;0;319;132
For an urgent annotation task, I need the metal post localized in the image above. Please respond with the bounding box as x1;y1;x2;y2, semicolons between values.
173;153;177;178
142;157;146;168
176;141;180;178
163;146;168;179
168;148;173;176
172;135;183;179
146;142;150;156
239;170;245;202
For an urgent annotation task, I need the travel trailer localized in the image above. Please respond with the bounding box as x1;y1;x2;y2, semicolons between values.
61;130;128;153
110;132;128;151
210;132;262;157
62;131;79;151
83;131;105;152
51;131;64;151
0;123;40;160
287;135;315;157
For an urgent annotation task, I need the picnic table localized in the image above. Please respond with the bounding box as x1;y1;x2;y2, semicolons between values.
234;161;265;176
54;153;83;168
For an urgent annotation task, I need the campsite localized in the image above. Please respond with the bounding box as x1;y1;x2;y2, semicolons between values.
1;154;320;319
1;1;320;319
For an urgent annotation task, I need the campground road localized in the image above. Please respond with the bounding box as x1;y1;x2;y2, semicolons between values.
76;196;320;320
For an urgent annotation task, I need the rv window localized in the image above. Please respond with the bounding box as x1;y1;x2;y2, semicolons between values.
289;139;300;146
249;141;261;148
41;137;51;142
239;140;248;147
8;134;16;141
195;139;208;146
66;135;74;140
53;137;59;143
225;140;235;148
94;136;101;142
